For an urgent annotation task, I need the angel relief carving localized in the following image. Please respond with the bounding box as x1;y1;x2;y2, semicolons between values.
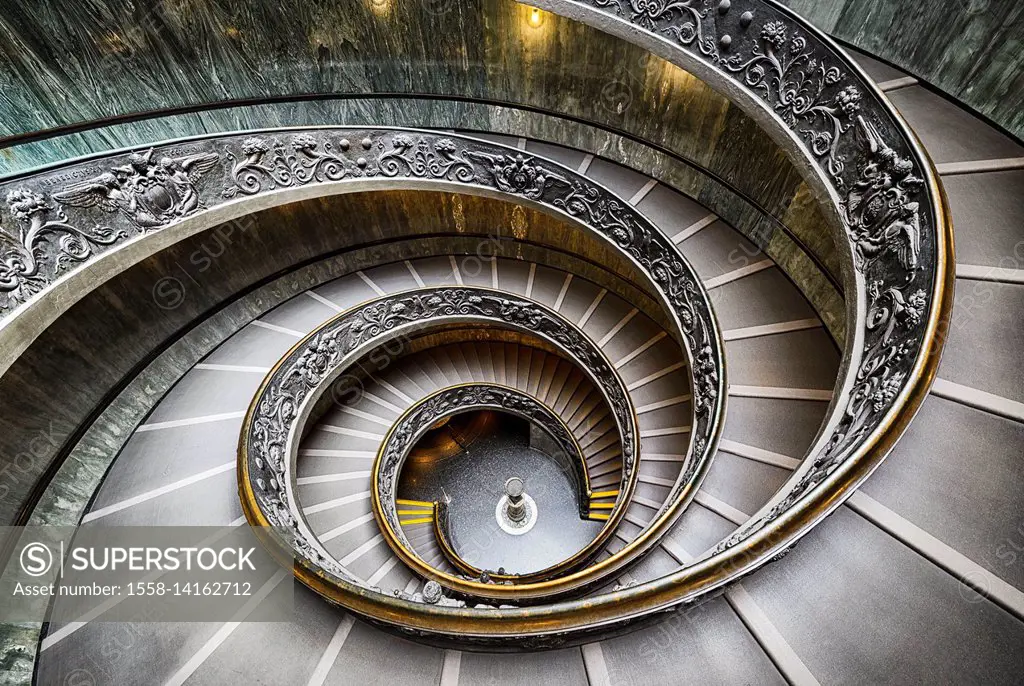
55;148;219;229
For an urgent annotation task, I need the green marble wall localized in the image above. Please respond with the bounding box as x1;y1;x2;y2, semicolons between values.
782;0;1024;140
0;0;830;255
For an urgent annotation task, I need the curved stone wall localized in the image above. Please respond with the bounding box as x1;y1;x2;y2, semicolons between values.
0;0;837;283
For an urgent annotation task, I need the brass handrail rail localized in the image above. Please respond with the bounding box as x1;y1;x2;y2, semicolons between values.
243;0;952;642
378;383;600;585
0;122;722;627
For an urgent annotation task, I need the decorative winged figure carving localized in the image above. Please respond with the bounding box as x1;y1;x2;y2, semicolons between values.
55;148;219;229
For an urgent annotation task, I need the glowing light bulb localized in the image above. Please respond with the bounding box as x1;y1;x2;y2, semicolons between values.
527;7;545;28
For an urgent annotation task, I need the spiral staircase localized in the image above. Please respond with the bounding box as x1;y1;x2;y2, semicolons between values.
0;1;1022;684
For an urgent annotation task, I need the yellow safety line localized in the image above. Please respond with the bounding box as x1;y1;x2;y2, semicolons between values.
397;509;435;515
589;502;616;510
591;490;620;498
399;517;434;525
588;513;611;521
396;498;434;507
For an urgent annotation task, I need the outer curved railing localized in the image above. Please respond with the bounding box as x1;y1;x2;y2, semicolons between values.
0;0;952;639
378;383;598;584
502;0;949;628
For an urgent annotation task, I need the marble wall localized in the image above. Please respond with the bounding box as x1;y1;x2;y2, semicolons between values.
0;0;838;279
782;0;1024;140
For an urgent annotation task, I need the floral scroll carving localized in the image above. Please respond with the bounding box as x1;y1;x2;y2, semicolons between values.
222;135;350;197
1;147;217;308
0;190;128;305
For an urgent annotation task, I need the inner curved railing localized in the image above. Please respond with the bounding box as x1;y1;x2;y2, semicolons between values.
376;383;600;584
244;286;653;601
